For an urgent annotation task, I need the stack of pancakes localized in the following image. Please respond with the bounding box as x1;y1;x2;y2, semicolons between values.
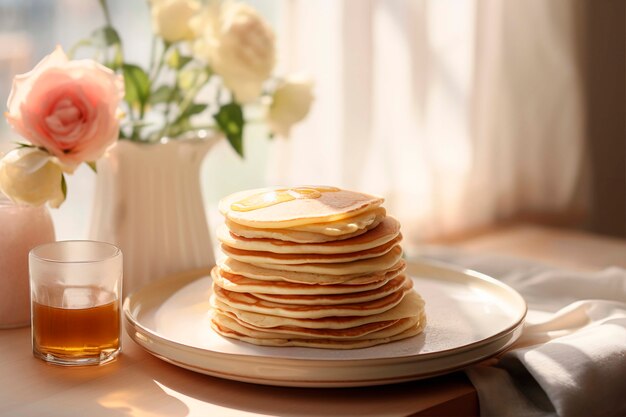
210;186;426;349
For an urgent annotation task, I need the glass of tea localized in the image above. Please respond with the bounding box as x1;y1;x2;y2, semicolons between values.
29;240;123;366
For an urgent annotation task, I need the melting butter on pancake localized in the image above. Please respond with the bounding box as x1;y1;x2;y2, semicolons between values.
220;186;384;229
223;207;387;243
211;289;425;330
218;258;407;286
287;207;386;236
218;216;400;254
211;267;405;295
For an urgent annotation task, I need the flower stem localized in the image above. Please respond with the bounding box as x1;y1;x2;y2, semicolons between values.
171;73;203;123
98;0;113;26
157;69;186;139
149;36;158;77
150;41;170;83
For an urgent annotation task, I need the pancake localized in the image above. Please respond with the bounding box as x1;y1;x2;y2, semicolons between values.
218;257;407;285
211;289;425;330
211;267;405;295
288;207;386;236
211;313;426;349
212;278;412;319
213;310;403;339
253;245;404;275
219;186;384;229
219;236;401;265
217;216;400;254
212;185;427;350
213;311;420;340
250;275;409;305
224;218;380;243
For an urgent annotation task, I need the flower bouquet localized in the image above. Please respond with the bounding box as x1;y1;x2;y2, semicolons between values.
0;0;313;294
103;0;314;145
1;0;313;208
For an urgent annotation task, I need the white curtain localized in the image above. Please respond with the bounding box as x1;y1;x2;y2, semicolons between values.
269;0;585;253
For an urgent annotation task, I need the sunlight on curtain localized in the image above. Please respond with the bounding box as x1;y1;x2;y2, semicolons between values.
467;1;585;227
270;0;478;242
0;0;585;244
270;0;585;253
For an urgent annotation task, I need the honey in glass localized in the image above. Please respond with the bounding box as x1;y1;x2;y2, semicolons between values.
32;286;120;364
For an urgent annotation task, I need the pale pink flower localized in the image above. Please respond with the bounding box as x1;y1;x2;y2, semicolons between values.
5;46;124;172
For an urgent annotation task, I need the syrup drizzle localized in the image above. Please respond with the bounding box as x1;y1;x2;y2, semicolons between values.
230;186;340;212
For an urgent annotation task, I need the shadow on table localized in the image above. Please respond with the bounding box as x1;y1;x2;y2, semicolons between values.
143;354;477;417
3;350;190;417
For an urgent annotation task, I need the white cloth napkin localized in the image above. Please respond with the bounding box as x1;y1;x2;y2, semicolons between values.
421;250;626;417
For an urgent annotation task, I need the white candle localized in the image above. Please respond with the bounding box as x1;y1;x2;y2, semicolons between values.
0;195;55;328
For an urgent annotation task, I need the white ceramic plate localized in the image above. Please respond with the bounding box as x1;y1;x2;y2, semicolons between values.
124;260;527;387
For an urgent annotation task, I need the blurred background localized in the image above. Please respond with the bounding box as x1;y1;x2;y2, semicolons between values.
0;0;623;256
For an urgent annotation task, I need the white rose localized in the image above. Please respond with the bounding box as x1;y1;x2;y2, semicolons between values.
151;0;200;43
192;2;275;103
267;76;314;137
0;148;65;208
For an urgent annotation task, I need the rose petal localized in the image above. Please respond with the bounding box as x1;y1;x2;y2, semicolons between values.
6;45;68;117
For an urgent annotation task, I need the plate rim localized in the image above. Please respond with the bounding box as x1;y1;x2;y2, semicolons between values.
137;328;522;387
123;259;527;384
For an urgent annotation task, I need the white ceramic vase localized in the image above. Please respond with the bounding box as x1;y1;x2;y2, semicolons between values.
89;134;218;295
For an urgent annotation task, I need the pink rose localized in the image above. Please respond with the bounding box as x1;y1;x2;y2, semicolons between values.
5;46;124;172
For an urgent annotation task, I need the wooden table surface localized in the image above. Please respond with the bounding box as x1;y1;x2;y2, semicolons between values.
1;224;624;417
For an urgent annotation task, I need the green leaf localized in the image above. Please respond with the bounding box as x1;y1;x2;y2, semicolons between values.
167;48;193;70
61;174;67;200
14;142;34;148
91;26;121;47
181;103;207;118
166;103;208;138
214;103;244;157
122;64;151;107
86;161;97;173
149;85;178;105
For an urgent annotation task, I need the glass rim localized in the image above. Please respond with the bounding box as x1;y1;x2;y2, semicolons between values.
30;240;122;264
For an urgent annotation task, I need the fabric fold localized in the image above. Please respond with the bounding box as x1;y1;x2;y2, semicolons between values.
421;250;626;417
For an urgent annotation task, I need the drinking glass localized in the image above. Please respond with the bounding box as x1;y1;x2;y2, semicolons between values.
29;240;123;366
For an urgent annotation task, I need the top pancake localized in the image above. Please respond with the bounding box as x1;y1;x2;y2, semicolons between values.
219;186;384;229
217;216;401;255
287;207;386;236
